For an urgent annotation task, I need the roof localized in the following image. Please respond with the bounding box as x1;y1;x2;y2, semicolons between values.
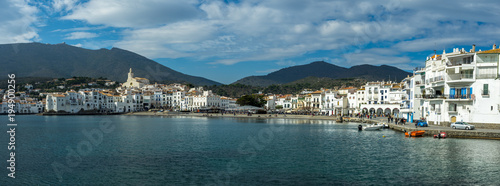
430;54;441;60
311;90;322;94
478;48;500;54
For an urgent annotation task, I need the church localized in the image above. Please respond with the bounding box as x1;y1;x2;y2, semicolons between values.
123;68;150;88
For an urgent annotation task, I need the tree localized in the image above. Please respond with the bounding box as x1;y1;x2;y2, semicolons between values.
236;94;267;107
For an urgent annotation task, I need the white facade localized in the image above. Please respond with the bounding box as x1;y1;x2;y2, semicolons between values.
408;45;500;125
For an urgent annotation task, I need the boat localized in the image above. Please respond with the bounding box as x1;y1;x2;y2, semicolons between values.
376;123;389;128
434;132;447;138
405;130;425;137
363;124;382;131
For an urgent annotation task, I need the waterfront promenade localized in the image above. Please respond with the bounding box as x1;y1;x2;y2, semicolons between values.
370;117;500;140
128;111;500;140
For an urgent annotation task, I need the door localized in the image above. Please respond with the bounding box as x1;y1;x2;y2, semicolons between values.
451;116;456;123
450;88;455;99
461;88;467;99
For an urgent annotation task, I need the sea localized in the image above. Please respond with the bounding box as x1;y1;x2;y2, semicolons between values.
2;115;500;185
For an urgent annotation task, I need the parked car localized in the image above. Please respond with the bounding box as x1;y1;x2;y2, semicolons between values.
416;120;428;127
451;122;475;130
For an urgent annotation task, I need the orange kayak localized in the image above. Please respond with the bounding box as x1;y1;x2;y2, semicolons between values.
405;130;425;137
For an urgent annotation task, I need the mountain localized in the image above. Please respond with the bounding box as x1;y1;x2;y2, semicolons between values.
0;42;221;85
232;61;411;86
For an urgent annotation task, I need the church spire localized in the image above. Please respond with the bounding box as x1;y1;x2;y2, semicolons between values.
127;68;134;81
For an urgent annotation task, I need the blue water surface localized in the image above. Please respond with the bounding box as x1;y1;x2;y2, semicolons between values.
1;115;499;185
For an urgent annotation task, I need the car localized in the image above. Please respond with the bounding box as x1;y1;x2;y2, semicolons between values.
416;120;428;127
451;122;475;130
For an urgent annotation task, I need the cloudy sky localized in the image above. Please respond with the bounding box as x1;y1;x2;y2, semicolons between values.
2;0;500;84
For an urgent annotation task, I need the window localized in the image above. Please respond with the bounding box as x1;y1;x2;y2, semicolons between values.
483;84;489;95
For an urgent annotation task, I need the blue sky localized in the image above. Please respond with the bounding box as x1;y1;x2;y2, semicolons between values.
2;0;500;84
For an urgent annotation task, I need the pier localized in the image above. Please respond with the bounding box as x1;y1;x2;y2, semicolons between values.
368;117;500;140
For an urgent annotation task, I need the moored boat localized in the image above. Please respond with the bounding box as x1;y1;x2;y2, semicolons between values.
405;130;425;137
434;132;447;138
363;124;382;131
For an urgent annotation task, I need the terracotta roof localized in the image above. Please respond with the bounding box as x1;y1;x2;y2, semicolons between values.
311;90;322;94
478;48;500;54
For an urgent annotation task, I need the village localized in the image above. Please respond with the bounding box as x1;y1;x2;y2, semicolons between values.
1;44;499;127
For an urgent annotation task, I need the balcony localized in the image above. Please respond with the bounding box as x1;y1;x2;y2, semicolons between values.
414;94;473;100
447;74;474;84
476;74;497;79
433;76;444;82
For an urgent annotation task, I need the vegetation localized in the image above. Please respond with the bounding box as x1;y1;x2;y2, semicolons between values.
0;42;220;86
233;61;411;87
0;76;119;94
236;94;267;107
206;77;367;97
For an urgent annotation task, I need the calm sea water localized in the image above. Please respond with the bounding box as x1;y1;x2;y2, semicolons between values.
2;115;500;185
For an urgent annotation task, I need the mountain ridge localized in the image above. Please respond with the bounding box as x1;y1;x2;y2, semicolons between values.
0;42;222;86
232;61;412;86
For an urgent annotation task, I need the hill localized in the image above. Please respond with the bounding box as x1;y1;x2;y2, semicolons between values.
232;61;411;86
206;77;367;98
0;42;221;86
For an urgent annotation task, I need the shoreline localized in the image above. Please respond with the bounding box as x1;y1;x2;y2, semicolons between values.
31;111;500;140
125;111;343;121
128;111;500;140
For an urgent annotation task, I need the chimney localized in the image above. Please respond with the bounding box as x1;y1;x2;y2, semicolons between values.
494;44;497;49
472;44;475;52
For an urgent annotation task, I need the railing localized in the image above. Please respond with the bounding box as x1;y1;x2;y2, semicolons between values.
414;94;473;99
433;76;444;82
447;74;474;81
476;74;497;79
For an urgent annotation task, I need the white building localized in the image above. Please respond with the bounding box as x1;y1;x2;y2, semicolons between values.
408;44;500;126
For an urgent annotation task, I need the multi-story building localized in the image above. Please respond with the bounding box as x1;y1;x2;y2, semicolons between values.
415;45;500;126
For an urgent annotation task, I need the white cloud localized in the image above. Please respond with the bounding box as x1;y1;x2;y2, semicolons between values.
57;0;500;68
65;32;98;40
62;0;201;27
0;0;39;43
52;26;107;32
256;69;279;74
52;0;78;12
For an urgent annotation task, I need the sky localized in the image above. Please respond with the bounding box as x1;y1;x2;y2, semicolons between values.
2;0;500;84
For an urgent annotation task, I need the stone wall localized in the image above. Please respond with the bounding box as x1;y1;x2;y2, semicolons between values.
429;121;500;129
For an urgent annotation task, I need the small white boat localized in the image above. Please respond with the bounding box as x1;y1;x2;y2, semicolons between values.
363;124;382;131
376;123;389;128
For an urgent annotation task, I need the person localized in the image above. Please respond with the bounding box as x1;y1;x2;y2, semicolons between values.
387;116;391;123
